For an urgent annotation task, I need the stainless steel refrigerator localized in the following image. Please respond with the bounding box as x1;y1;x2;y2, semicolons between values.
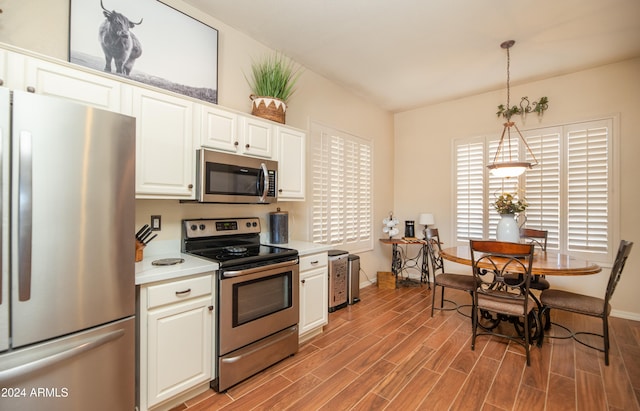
0;89;136;410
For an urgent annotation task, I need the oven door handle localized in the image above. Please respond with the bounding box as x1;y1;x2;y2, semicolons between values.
222;259;298;278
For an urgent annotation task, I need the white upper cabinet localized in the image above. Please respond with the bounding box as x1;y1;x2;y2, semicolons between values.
125;87;195;199
238;115;274;158
198;104;239;152
275;126;306;201
15;53;123;112
0;49;6;86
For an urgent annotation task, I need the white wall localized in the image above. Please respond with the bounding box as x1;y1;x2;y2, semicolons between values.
0;0;395;285
394;58;640;318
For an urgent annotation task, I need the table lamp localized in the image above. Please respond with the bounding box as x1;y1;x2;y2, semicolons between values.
418;213;435;238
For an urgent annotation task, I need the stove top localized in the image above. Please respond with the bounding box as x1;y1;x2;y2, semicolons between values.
181;218;298;268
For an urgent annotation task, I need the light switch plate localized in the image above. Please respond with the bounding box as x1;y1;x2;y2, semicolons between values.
151;215;161;231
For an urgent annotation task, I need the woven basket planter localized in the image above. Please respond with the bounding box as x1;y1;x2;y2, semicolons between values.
250;95;287;124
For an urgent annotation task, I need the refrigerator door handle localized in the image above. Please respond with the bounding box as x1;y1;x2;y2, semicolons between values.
0;328;125;384
17;131;33;301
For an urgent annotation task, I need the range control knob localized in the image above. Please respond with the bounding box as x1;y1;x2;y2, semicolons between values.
199;224;206;230
246;222;251;228
252;222;258;227
190;224;197;231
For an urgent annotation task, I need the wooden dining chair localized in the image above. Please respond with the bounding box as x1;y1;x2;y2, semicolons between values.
470;240;537;365
506;227;551;326
539;240;633;365
426;228;477;317
520;227;548;251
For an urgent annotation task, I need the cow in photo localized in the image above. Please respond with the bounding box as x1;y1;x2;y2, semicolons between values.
99;0;143;75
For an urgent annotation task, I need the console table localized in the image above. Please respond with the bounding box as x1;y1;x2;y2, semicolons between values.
379;238;430;287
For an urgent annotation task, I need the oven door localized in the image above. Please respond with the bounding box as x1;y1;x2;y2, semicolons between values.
218;259;299;355
197;149;277;204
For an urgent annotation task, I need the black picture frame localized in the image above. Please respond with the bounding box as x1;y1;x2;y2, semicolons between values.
69;0;218;104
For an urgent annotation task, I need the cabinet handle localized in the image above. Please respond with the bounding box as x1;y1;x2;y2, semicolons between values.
208;305;214;311
279;189;283;193
301;279;306;284
188;184;193;189
310;261;319;265
0;79;3;86
26;86;36;93
245;144;250;149
234;141;239;146
175;288;191;296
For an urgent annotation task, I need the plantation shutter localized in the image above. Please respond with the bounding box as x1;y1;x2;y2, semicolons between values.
566;120;611;254
454;118;614;262
310;122;373;252
523;128;561;249
455;138;485;241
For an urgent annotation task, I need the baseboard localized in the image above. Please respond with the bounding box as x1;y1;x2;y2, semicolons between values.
611;309;640;321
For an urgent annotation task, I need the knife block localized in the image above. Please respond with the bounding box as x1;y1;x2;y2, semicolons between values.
135;240;145;262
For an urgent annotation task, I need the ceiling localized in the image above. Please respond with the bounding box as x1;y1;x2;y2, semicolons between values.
182;0;640;113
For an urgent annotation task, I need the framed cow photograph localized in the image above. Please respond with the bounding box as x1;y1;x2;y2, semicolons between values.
69;0;218;104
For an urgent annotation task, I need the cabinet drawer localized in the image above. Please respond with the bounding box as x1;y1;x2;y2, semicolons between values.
147;275;212;309
299;252;328;272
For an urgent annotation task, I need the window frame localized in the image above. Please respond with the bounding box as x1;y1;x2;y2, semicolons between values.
452;116;619;263
308;121;374;253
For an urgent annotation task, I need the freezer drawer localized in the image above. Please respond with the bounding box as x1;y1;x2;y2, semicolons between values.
0;317;135;411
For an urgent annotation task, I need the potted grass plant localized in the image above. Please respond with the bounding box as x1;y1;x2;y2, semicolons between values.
246;52;302;124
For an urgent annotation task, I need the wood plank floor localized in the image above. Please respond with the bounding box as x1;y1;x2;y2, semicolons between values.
171;283;640;411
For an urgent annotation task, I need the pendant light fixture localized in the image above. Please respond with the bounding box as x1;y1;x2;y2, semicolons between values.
487;40;547;178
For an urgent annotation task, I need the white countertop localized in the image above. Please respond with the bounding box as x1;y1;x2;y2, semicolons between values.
265;240;333;256
135;253;218;285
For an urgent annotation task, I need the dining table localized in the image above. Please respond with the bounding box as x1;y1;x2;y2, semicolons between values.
439;244;602;343
439;245;602;276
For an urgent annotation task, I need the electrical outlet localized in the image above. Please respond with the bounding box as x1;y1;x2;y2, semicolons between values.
151;215;161;231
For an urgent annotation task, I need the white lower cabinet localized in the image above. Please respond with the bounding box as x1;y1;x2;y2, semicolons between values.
299;252;328;340
139;274;214;411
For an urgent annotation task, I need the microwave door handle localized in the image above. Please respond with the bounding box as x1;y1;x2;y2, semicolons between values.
259;163;269;202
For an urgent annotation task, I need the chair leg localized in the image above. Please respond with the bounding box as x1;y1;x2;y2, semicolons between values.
431;284;438;317
524;312;531;366
440;287;445;308
471;306;476;350
544;308;551;330
604;315;610;366
537;307;546;347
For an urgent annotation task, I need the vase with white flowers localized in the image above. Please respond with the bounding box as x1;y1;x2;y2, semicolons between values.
492;193;528;242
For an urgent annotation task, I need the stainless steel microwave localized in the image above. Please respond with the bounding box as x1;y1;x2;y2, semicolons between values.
196;149;278;204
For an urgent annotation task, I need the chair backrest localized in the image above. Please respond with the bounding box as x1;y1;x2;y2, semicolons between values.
425;227;444;274
469;240;535;302
520;227;548;251
605;240;634;305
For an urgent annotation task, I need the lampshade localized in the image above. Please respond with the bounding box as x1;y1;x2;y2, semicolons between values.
418;213;435;226
487;161;530;178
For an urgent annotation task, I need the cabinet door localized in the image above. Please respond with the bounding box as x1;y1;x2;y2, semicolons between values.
199;104;239;152
239;115;273;158
130;87;195;198
147;296;213;408
21;55;122;111
0;49;6;87
276;126;306;201
299;267;328;335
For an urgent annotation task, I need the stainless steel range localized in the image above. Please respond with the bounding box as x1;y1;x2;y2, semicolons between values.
182;217;299;392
